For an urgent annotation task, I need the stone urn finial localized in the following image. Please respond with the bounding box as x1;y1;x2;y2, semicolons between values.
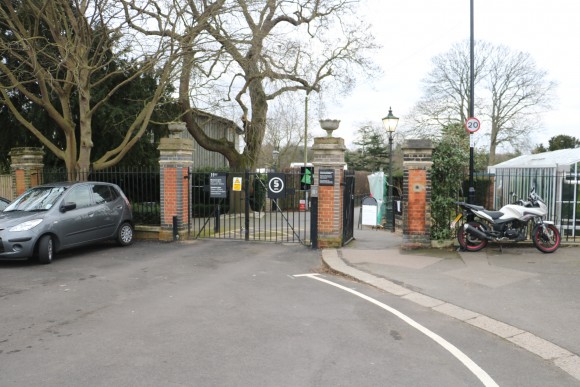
168;122;186;138
319;119;340;137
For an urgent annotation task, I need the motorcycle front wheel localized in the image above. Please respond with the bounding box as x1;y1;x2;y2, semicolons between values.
457;221;488;251
532;224;561;253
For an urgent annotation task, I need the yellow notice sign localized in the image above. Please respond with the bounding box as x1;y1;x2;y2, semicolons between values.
232;177;242;191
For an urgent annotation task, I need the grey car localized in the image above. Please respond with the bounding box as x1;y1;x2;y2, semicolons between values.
0;181;134;264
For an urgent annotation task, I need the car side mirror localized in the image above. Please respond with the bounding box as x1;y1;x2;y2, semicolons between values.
60;202;77;212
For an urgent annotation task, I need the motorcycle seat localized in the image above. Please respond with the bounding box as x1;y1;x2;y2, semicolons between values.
464;203;485;211
483;210;503;219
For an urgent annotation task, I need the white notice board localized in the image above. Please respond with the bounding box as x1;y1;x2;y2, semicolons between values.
362;205;378;226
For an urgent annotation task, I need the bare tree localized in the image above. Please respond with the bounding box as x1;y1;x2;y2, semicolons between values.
259;92;320;168
0;0;177;179
407;40;556;165
486;45;556;164
179;0;379;170
120;0;236;160
406;41;490;138
114;0;378;170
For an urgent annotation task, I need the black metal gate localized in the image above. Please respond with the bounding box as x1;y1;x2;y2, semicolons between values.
189;170;310;245
342;169;355;245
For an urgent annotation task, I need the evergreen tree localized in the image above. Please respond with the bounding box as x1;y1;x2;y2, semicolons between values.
532;134;580;153
548;135;580;151
348;126;389;172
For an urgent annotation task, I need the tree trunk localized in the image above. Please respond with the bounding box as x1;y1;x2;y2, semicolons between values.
64;132;77;181
489;138;497;167
240;73;268;170
77;67;93;181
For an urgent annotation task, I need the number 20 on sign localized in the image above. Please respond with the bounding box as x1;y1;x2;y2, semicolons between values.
465;117;480;133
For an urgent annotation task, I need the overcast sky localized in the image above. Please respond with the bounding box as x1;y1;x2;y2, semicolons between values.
319;0;580;151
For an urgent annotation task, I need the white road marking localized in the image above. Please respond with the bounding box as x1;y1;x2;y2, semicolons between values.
294;273;499;387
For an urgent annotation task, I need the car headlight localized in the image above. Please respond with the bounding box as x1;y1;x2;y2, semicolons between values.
9;219;43;231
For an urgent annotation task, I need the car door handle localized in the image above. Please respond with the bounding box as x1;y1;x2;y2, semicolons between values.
88;212;95;217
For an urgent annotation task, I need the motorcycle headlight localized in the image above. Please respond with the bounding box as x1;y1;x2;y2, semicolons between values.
9;219;43;232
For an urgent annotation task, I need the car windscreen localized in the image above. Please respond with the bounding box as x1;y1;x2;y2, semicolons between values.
4;186;67;212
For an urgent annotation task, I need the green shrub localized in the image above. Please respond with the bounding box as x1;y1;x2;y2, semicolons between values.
132;202;160;225
430;124;469;240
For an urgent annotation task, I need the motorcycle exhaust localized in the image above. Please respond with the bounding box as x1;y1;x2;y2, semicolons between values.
464;224;491;240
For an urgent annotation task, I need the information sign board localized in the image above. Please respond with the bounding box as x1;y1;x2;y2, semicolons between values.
319;169;335;186
209;174;227;198
361;197;378;226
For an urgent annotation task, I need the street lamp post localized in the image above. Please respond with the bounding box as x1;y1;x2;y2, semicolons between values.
468;0;476;208
272;148;280;172
382;107;399;232
271;148;280;213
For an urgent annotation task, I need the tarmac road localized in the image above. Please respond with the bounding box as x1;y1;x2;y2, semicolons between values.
1;238;578;386
326;225;580;383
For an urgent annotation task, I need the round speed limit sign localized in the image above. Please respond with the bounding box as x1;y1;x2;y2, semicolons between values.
267;173;286;199
465;117;481;133
269;177;284;194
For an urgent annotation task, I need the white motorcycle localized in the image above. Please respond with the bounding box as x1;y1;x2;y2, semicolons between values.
452;187;561;253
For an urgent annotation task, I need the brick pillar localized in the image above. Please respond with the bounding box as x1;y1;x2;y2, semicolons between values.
311;136;347;248
401;139;433;249
9;147;44;198
158;123;193;241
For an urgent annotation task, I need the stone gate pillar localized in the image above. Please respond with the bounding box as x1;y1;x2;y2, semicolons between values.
9;147;44;198
311;136;347;248
401;139;433;249
158;123;194;241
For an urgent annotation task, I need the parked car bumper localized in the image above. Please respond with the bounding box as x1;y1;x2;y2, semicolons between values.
0;231;37;260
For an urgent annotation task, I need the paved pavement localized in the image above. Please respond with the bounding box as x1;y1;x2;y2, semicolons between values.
321;226;580;382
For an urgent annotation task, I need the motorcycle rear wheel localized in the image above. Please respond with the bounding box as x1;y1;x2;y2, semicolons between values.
532;224;561;253
457;221;488;251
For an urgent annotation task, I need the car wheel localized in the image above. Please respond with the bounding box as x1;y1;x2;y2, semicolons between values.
38;235;54;264
117;222;134;246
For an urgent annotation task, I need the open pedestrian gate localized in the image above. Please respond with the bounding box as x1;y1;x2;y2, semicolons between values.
343;169;355;245
189;170;311;245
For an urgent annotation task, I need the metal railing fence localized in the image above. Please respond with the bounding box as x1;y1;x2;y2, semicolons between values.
446;170;580;242
37;167;161;226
